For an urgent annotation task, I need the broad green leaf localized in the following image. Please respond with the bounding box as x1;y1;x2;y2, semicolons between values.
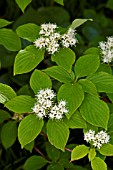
70;19;92;29
1;121;17;149
107;93;113;103
30;69;52;94
71;145;89;161
91;157;107;170
80;94;109;129
24;141;34;153
108;113;113;132
54;0;64;5
16;0;32;12
18;114;44;147
46;142;60;161
78;79;98;96
23;156;48;170
5;95;36;113
47;163;64;170
16;23;40;42
0;83;16;104
87;72;113;93
88;148;96;161
84;47;100;55
51;48;75;73
44;66;75;83
75;54;100;79
97;63;112;74
0;110;11;124
0;19;12;28
64;111;87;129
47;119;69;151
98;143;113;156
57;83;84;118
0;28;21;51
14;45;44;75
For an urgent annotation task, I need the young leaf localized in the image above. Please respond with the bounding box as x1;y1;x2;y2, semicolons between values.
98;143;113;156
88;148;96;161
0;28;21;51
74;54;100;79
80;94;109;129
51;48;76;73
71;145;89;161
70;19;92;29
91;157;107;170
47;119;69;151
0;83;16;104
54;0;64;5
23;156;48;170
46;142;60;161
0;110;11;124
1;121;17;149
5;95;36;113
18;114;44;148
16;0;32;12
0;19;12;28
30;69;52;94
16;23;40;42
64;110;87;129
87;72;113;93
44;66;75;83
57;83;84;118
14;45;44;75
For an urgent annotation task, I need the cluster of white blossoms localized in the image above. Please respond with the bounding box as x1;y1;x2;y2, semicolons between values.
99;36;113;63
34;23;77;54
84;130;110;149
32;88;68;120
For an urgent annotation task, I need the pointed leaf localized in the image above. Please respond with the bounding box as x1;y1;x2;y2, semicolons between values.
47;119;69;151
18;114;44;147
14;45;44;75
80;94;109;129
57;83;84;118
24;141;34;153
0;19;12;28
16;23;40;42
98;143;113;156
71;145;89;161
30;69;52;94
88;148;96;161
54;0;64;5
5;95;36;113
0;110;11;124
16;0;32;12
51;48;75;72
44;66;75;83
91;157;107;170
70;19;92;29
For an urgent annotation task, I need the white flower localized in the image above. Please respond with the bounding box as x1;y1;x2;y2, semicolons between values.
84;130;95;142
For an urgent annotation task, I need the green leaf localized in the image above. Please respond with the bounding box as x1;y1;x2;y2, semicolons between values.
108;113;113;132
84;47;100;55
0;28;21;51
70;19;92;29
47;119;69;151
0;110;11;124
88;148;96;161
1;121;17;149
46;142;60;161
0;19;12;28
87;72;113;93
57;83;84;118
106;0;113;10
18;114;44;147
5;95;36;113
80;94;109;129
14;45;44;75
0;83;16;104
75;54;100;79
98;143;113;156
30;69;52;94
16;23;40;42
16;0;32;12
54;0;64;5
78;79;98;96
91;157;107;170
97;63;112;74
44;66;75;83
51;48;75;73
47;163;64;170
24;141;34;153
64;111;87;129
23;156;48;170
71;145;89;161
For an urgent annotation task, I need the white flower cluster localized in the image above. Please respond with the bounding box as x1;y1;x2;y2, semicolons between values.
84;130;110;149
32;88;68;120
99;36;113;63
34;23;77;54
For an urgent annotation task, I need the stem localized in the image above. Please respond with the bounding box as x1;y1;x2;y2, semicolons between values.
41;131;48;138
34;146;50;162
65;147;72;152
